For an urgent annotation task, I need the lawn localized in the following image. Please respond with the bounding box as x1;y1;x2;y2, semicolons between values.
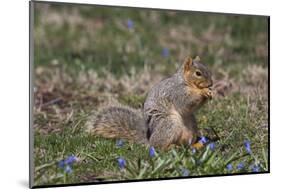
32;2;269;186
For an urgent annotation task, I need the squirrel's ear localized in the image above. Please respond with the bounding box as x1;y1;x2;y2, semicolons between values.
194;56;200;62
184;57;193;71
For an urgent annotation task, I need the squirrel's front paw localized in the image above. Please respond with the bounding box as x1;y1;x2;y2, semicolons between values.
202;88;213;99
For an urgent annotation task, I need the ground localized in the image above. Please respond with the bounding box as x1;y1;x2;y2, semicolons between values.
32;2;268;186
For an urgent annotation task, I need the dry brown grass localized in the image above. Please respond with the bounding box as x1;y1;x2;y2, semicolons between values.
33;61;268;135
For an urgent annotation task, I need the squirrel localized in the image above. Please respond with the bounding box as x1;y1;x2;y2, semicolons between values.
87;56;213;150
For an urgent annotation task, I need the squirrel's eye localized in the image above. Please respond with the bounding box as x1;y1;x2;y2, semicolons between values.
195;71;202;77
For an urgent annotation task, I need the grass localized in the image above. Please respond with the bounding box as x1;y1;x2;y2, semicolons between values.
32;2;268;187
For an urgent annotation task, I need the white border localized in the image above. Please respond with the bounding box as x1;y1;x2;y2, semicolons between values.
1;0;279;189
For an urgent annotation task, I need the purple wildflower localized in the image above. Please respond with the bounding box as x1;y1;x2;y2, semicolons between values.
64;165;73;174
58;160;65;169
251;164;260;172
244;140;252;154
226;164;233;171
181;168;190;176
161;48;170;58
117;157;126;169
126;19;134;29
149;146;156;157
191;148;196;154
209;142;216;151
57;155;78;174
199;136;208;144
237;162;244;170
64;155;78;165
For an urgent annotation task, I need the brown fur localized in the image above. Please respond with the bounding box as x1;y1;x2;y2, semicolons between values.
87;56;213;150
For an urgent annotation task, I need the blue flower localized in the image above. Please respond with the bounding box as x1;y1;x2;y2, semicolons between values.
58;160;65;169
244;140;252;154
116;139;124;147
64;165;73;174
250;164;260;172
126;19;134;29
226;164;233;171
57;155;78;174
161;48;170;58
117;157;126;169
209;142;216;151
199;136;208;144
237;162;244;170
64;155;78;165
149;146;156;157
181;168;190;176
191;148;196;154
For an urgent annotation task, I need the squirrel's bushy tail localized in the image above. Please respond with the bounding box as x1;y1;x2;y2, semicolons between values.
86;105;148;144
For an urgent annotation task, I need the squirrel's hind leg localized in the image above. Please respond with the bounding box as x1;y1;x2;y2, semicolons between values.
148;107;199;150
148;116;189;150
